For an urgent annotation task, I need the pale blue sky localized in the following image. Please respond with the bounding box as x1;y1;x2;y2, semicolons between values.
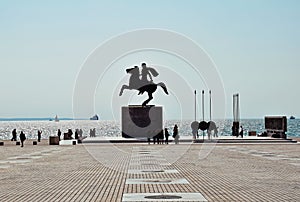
0;0;299;119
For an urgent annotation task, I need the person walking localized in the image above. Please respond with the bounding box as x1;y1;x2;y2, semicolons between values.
11;129;17;141
19;131;26;147
164;128;170;144
173;124;179;144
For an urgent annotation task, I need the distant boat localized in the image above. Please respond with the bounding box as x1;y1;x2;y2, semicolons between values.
54;115;59;122
90;114;99;120
290;116;296;120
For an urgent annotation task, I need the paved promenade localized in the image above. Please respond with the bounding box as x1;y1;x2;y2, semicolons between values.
0;141;299;201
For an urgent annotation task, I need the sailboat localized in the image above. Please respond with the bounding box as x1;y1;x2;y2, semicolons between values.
54;115;59;122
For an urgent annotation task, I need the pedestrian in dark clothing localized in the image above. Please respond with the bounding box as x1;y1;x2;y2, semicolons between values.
75;129;79;139
68;129;73;139
20;131;26;147
57;129;61;141
11;129;17;141
164;128;170;144
173;124;179;144
239;126;244;138
37;130;42;142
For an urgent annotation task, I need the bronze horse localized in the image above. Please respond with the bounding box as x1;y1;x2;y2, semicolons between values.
119;66;168;106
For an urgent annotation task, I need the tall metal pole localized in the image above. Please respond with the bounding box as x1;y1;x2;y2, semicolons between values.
202;90;205;140
194;90;197;121
237;94;240;122
202;90;204;121
209;90;212;121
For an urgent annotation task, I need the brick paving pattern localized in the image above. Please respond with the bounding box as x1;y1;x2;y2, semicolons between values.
0;141;299;201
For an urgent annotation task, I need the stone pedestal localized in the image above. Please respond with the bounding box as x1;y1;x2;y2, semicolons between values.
122;105;163;138
49;136;59;145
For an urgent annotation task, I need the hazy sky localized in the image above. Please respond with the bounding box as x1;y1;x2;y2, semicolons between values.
1;0;299;119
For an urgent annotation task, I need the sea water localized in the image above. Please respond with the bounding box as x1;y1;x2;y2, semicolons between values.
0;119;299;140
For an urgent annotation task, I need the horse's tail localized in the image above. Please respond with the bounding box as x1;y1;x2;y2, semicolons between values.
157;82;169;95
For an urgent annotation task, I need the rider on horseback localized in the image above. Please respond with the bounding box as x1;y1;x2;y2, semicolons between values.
119;63;168;106
140;63;158;86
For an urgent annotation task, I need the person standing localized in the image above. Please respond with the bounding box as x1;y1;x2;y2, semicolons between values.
93;128;96;137
89;129;93;137
79;129;83;138
68;129;73;139
11;129;17;141
37;130;42;142
173;124;179;144
75;129;79;139
57;129;61;141
239;126;244;138
19;131;26;147
164;128;170;144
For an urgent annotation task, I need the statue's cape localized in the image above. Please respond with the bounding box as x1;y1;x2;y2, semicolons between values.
148;67;159;77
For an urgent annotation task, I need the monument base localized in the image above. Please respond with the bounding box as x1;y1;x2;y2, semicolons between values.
122;105;163;138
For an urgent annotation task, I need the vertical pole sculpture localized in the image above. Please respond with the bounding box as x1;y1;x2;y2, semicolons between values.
233;93;240;136
194;90;197;121
209;90;212;121
202;90;205;140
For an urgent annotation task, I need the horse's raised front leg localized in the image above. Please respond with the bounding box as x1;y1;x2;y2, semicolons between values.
119;85;130;96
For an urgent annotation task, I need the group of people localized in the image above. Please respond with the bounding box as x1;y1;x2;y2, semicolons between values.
10;128;89;147
89;128;96;137
61;128;86;140
148;124;180;144
75;129;84;139
10;129;27;147
11;125;181;146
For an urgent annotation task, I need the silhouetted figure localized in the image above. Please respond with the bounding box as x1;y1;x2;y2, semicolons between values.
93;128;96;137
140;62;156;84
259;131;268;137
19;131;26;147
173;124;179;144
68;129;73;139
11;129;17;141
119;65;168;106
75;129;79;139
238;126;244;138
57;129;61;141
153;134;159;144
164;128;170;144
89;128;96;137
79;129;83;138
37;130;42;142
158;130;164;144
